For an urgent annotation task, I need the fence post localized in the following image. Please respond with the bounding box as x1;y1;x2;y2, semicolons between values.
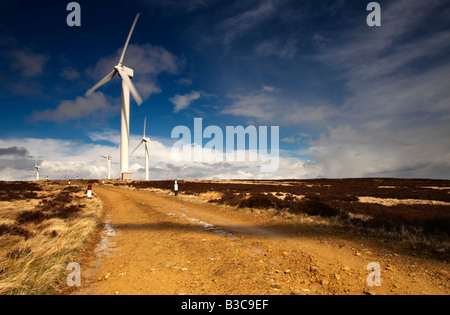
174;180;178;196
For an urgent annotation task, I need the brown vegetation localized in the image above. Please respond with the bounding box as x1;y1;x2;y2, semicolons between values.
123;178;450;255
0;181;103;295
0;182;42;201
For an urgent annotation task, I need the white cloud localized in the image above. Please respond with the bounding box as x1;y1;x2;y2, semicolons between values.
222;91;275;121
219;0;277;44
0;35;48;96
176;77;193;86
30;92;118;122
309;125;450;179
11;48;48;77
222;90;332;124
139;0;221;13
262;85;280;93
281;132;311;144
0;138;114;181
131;140;321;180
170;91;201;113
60;67;81;80
88;129;121;145
255;38;299;60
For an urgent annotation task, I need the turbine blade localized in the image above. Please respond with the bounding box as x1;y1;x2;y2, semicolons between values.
108;145;116;156
143;117;146;138
100;155;107;159
131;140;144;155
86;70;117;96
119;13;141;65
145;142;149;157
118;68;143;105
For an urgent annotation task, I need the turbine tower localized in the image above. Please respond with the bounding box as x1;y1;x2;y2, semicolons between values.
131;117;150;181
86;13;143;181
100;147;116;180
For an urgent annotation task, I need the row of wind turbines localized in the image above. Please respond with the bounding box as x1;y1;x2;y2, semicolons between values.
33;117;150;181
33;13;151;181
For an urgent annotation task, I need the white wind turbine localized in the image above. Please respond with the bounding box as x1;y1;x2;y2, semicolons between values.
33;161;41;181
100;146;116;180
131;117;150;181
86;13;143;180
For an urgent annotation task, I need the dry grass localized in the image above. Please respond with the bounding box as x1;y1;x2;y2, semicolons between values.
422;186;450;191
198;191;225;201
358;196;450;206
269;192;305;200
0;181;103;295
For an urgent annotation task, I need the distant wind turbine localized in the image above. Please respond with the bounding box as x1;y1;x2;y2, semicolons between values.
33;161;41;181
131;117;150;181
100;146;116;180
86;13;143;180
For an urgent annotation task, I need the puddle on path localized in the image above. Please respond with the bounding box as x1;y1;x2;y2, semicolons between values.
180;212;239;240
167;209;240;241
81;214;118;294
167;208;270;260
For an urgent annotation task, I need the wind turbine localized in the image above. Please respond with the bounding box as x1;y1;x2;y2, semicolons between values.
33;161;41;181
131;117;150;181
100;146;116;180
86;13;143;180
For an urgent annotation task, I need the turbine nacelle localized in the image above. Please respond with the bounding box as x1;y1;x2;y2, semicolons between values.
131;139;150;156
115;65;134;79
86;64;141;106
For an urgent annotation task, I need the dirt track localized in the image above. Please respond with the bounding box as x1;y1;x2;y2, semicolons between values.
71;185;449;295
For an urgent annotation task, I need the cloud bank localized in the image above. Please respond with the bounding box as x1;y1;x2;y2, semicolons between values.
0;134;320;181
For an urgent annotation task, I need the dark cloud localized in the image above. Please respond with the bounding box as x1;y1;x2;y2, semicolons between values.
0;146;29;157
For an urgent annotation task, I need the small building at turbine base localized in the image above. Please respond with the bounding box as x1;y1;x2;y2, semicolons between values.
121;172;133;182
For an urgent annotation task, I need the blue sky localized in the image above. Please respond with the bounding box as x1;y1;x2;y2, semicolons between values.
1;0;450;180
